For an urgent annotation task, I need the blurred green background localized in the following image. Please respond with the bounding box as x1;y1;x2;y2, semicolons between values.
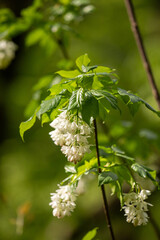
0;0;160;239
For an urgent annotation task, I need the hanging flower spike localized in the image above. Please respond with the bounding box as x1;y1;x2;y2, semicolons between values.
49;110;92;164
122;189;153;226
49;185;77;218
0;40;17;69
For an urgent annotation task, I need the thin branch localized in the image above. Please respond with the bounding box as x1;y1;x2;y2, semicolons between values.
124;0;160;109
94;119;115;240
55;37;70;60
124;1;160;238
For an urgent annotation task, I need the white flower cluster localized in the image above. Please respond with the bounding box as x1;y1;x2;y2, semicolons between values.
49;185;77;218
123;189;152;226
49;110;92;163
0;40;17;69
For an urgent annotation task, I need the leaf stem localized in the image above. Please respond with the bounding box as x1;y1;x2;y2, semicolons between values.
93;119;115;240
124;0;160;109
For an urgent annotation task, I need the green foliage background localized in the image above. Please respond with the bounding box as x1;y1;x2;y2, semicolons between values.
0;0;160;239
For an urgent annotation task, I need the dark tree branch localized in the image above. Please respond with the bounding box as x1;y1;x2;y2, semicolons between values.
124;0;160;109
94;119;115;240
124;1;160;237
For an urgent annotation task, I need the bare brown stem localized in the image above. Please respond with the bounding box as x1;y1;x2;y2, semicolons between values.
124;0;160;109
94;119;115;240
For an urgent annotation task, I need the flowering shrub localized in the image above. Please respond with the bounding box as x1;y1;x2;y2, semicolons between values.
1;0;159;238
19;54;159;238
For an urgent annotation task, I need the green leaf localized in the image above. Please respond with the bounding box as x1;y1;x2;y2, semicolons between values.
93;66;114;73
118;88;160;117
92;75;104;89
56;69;80;78
37;95;62;119
91;89;120;111
71;158;98;183
24;97;39;118
111;145;135;162
76;54;91;72
114;152;134;162
110;181;123;206
98;171;118;186
49;83;73;96
131;163;156;182
77;88;85;106
68;91;78;110
81;91;99;124
82;227;98;240
50;98;68;121
41;113;50;126
95;75;118;88
113;165;133;186
98;99;110;120
19;114;36;141
26;28;44;46
78;75;94;89
68;88;84;110
85;65;98;72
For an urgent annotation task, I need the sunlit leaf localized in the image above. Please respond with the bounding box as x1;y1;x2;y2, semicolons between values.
82;227;98;240
57;69;80;78
92;75;104;89
41;113;50;126
76;54;91;72
19;114;37;141
71;158;97;183
93;66;114;73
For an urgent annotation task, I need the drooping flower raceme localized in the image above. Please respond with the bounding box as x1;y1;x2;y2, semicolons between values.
0;40;17;69
49;185;77;218
49;110;92;163
122;189;152;226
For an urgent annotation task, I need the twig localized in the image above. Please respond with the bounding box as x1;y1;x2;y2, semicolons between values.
124;0;160;109
56;37;70;60
94;119;115;240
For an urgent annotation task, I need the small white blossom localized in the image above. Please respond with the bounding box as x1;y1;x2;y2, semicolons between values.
49;110;92;163
49;185;77;218
0;40;17;69
122;189;153;226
